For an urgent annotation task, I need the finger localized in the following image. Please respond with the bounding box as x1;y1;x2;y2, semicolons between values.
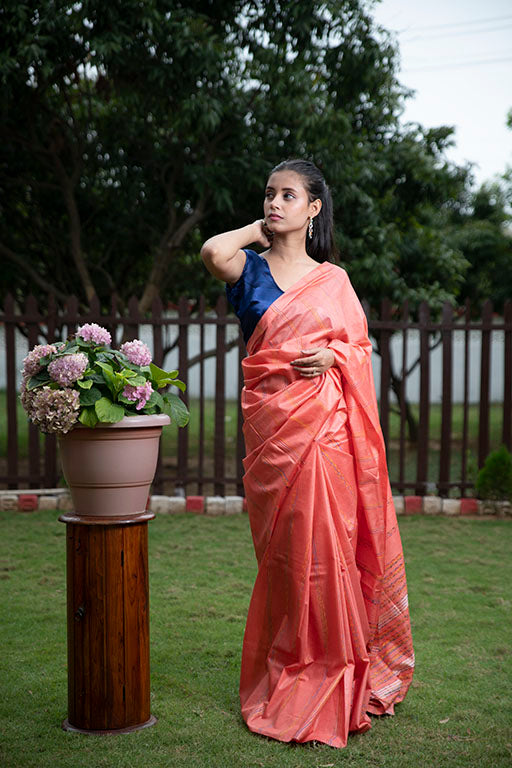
291;355;320;366
301;348;322;354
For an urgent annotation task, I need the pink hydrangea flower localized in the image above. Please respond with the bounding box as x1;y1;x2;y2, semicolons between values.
48;353;88;386
120;339;152;367
27;387;80;434
122;381;153;410
76;323;112;346
22;344;57;377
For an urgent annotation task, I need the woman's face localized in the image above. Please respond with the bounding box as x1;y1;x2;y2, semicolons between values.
263;170;321;236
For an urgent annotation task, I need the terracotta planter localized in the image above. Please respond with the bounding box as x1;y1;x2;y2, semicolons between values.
58;414;170;521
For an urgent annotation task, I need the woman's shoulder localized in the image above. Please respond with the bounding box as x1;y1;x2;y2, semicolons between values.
324;262;348;281
226;248;264;295
243;247;262;259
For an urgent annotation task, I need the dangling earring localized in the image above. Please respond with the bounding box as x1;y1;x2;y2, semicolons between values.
308;217;314;239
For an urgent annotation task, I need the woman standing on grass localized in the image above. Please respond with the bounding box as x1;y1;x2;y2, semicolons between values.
201;159;414;749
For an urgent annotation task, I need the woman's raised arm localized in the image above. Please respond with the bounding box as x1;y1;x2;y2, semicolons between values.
200;220;271;284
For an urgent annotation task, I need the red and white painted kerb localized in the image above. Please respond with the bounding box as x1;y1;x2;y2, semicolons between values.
0;490;510;517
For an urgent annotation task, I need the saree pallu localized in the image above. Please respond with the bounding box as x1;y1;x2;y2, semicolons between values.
239;262;414;748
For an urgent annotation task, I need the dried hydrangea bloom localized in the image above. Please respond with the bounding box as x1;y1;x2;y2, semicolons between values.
48;353;88;386
22;344;57;377
76;323;112;346
29;387;80;434
120;339;152;367
19;376;36;414
122;381;153;410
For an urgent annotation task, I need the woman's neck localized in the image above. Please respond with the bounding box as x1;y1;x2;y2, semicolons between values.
266;233;312;264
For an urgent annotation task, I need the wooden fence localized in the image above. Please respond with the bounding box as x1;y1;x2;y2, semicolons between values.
1;293;511;497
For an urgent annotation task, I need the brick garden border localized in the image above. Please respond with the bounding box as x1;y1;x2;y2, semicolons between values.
0;489;511;518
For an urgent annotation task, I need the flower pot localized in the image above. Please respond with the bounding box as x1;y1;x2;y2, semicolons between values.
58;414;170;521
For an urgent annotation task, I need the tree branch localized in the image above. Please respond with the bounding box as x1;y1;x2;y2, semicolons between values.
0;242;68;302
48;135;96;302
138;197;208;314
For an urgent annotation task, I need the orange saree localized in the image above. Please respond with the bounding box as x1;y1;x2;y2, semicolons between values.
239;261;414;748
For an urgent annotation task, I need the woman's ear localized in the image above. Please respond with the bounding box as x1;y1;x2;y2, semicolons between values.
310;198;322;218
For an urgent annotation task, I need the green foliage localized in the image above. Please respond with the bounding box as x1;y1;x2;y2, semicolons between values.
475;445;512;501
448;182;512;313
0;0;482;315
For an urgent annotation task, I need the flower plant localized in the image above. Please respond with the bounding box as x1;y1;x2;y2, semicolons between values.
20;323;189;434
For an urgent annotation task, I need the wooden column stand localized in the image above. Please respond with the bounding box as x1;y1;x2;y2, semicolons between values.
59;511;157;734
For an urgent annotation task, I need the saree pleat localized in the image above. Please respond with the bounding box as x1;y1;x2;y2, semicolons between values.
239;263;414;748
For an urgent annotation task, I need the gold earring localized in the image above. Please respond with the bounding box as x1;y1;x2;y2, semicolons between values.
308;217;313;239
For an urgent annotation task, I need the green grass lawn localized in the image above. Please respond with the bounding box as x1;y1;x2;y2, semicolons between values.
1;511;511;768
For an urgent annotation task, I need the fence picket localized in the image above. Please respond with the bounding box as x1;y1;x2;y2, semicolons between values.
439;302;453;496
176;296;189;495
398;300;409;494
151;296;164;494
25;295;41;489
460;300;471;496
214;296;227;496
4;295;18;488
379;298;392;450
416;301;431;495
478;300;493;467
503;300;512;451
197;296;206;494
44;293;58;488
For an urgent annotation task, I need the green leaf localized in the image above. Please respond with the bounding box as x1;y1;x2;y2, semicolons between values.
94;397;125;423
77;378;93;389
149;363;180;383
79;386;102;406
146;390;164;410
26;372;52;390
96;361;115;376
75;337;94;349
96;361;117;390
86;372;105;385
79;407;99;427
96;351;116;363
149;363;186;392
124;374;146;387
118;394;136;405
162;393;189;427
169;378;186;393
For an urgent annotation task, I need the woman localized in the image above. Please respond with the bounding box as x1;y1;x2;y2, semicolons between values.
201;159;414;749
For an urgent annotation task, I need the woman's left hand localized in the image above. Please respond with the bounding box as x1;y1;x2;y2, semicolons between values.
291;347;335;377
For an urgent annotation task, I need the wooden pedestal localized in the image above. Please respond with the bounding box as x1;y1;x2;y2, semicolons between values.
60;513;156;734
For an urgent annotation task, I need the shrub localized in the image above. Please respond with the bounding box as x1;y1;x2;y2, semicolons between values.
475;445;512;501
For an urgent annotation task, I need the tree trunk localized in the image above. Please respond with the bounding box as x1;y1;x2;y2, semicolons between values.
50;145;96;303
390;370;419;443
138;201;206;316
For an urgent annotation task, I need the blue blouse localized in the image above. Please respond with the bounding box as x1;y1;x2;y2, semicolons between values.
226;249;283;343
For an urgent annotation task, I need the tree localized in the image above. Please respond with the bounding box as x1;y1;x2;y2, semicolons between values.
447;182;512;313
1;0;471;315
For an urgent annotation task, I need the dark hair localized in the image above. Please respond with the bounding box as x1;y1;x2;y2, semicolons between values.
269;158;337;263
